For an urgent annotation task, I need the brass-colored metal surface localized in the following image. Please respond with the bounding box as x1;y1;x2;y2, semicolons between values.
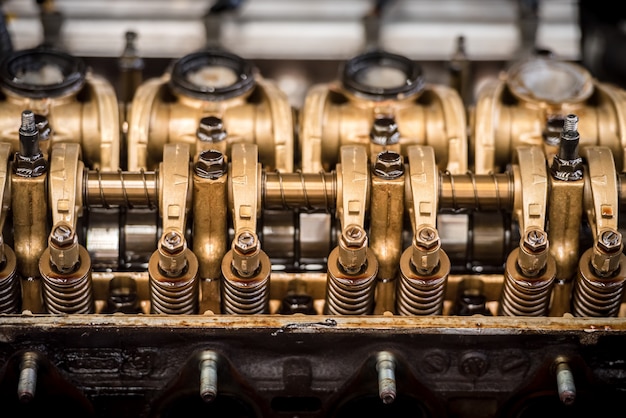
229;143;261;234
0;72;120;171
439;171;514;211
38;245;94;314
325;246;378;315
158;143;191;234
85;170;158;208
11;170;47;312
582;146;619;239
300;81;468;174
220;248;271;315
126;72;294;172
573;248;626;317
263;171;337;211
500;247;557;316
471;58;626;174
397;244;451;316
547;174;584;282
148;247;199;315
370;168;404;313
336;145;369;231
193;166;228;315
512;146;548;234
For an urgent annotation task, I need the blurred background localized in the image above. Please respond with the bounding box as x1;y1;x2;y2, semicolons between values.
1;0;624;108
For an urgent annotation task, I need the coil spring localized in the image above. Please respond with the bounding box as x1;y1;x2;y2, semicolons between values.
499;274;554;316
42;274;94;314
325;273;376;315
222;275;270;315
396;276;447;316
0;272;20;314
571;275;624;317
150;275;198;314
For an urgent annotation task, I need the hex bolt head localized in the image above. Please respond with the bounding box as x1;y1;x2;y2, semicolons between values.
231;229;261;278
416;225;440;250
373;150;404;179
195;149;226;179
197;116;227;143
50;223;74;248
370;117;400;146
234;230;259;255
161;230;185;254
592;228;623;276
411;225;441;275
598;229;622;253
338;224;368;274
522;228;548;253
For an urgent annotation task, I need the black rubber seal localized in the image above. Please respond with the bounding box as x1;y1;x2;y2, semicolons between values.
341;50;424;101
169;49;256;101
0;47;86;98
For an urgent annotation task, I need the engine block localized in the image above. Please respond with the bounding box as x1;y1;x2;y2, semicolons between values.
1;1;626;417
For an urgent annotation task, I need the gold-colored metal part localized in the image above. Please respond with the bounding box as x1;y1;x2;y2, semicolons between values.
11;150;48;313
336;145;370;230
39;244;94;314
158;143;192;235
583;146;619;240
325;246;378;315
0;72;120;170
46;143;84;271
512;146;548;234
0;143;18;313
397;243;451;316
38;143;93;313
193;155;228;314
148;143;199;314
126;73;293;172
573;247;626;317
397;145;450;315
568;146;626;317
85;170;158;208
406;146;439;232
324;145;378;314
370;159;404;314
299;81;467;174
222;143;271;314
229;143;262;234
500;146;555;316
499;246;557;316
471;58;626;174
547;176;584;317
263;171;337;211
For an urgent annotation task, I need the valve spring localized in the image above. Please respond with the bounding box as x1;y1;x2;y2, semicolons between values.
150;275;198;314
499;274;554;316
42;274;94;314
222;275;270;314
325;273;376;315
571;275;624;317
396;276;446;316
0;273;20;314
